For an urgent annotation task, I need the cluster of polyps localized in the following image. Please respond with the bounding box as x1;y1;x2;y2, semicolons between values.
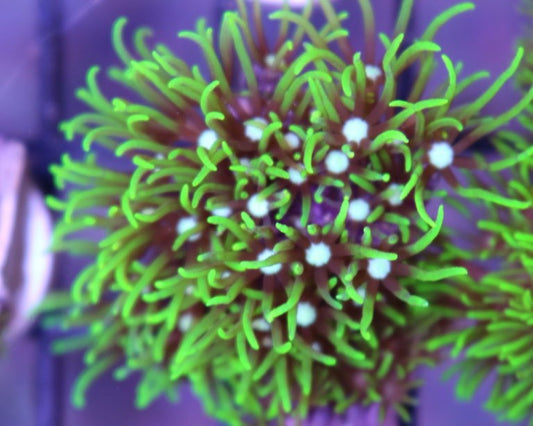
47;0;533;423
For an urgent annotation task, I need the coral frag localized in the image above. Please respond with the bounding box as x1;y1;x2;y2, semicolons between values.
45;0;532;424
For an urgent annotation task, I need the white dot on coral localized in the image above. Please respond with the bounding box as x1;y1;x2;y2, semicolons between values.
365;64;382;81
348;198;370;222
386;184;403;206
177;216;201;241
325;150;349;174
353;286;366;306
305;242;332;267
252;318;271;331
296;302;317;327
247;194;269;218
211;206;232;218
285;132;300;149
197;129;218;150
257;249;282;275
240;158;251;167
428;141;454;169
342;117;368;145
141;207;155;216
264;54;276;67
178;313;194;332
367;258;391;280
245;117;268;142
311;342;322;352
288;167;306;185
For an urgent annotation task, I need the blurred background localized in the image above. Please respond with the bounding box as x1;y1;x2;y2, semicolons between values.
0;0;528;425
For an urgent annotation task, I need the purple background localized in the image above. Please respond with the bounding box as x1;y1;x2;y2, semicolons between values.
0;0;527;425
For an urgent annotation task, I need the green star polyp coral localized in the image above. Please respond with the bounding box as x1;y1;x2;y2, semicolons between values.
424;127;533;425
45;0;533;424
423;23;533;421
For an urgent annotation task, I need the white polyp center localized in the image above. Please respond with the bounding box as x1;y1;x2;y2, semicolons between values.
252;318;271;332
178;313;194;332
305;242;332;267
177;216;201;241
221;271;231;279
244;117;268;142
325;150;349;174
296;302;317;327
262;337;273;347
197;129;218;150
342;117;368;145
257;248;282;275
185;285;194;295
288;167;306;185
311;342;322;352
247;194;269;218
141;207;155;216
285;132;300;149
211;206;232;218
386;183;403;206
240;157;251;167
348;198;370;222
365;64;382;81
367;258;392;280
353;286;366;306
264;53;276;67
428;141;454;169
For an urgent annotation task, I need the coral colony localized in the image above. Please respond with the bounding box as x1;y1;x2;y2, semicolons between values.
428;129;533;425
423;9;533;423
44;0;533;424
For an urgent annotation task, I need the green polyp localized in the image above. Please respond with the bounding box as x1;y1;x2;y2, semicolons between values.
365;205;384;223
370;129;408;151
457;187;532;210
341;65;355;98
76;66;111;113
273;195;292;220
405;205;444;255
275;222;299;241
196;147;218;172
389;98;448;129
73;354;120;408
270;10;327;52
394;40;441;74
394;0;414;35
308;78;340;123
179;22;231;97
281;70;331;115
294;44;345;75
226;13;259;98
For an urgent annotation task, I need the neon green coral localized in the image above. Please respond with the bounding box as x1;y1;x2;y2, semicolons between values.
417;1;533;422
427;125;533;426
43;0;532;424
